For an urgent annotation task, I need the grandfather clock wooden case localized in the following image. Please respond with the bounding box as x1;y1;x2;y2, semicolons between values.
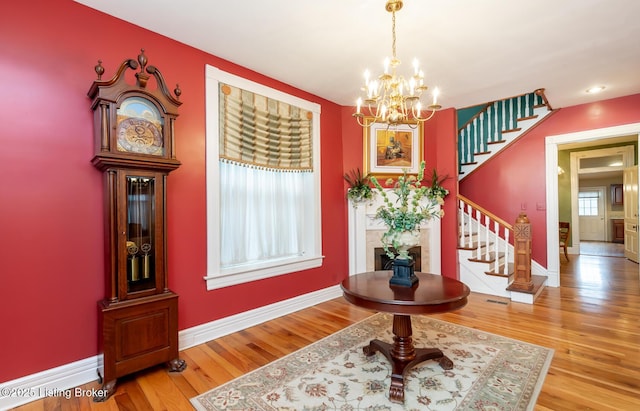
88;50;186;401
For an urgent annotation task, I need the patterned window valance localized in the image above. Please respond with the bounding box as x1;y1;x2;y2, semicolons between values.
219;83;313;171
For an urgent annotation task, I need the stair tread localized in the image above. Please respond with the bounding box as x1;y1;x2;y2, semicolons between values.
468;251;504;263
458;241;494;251
485;262;514;277
502;127;522;134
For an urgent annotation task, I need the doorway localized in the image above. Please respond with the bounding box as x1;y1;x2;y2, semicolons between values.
545;123;640;287
569;145;632;254
578;186;606;241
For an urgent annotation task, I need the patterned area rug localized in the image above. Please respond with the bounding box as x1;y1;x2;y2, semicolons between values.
191;313;553;411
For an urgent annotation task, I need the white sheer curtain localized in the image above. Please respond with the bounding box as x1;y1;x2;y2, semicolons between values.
219;160;308;268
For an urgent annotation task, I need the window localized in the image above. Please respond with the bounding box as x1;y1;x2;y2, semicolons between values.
204;65;322;290
578;191;599;216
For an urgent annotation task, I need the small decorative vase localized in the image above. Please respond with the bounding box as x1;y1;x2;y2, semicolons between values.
388;230;420;287
391;230;420;259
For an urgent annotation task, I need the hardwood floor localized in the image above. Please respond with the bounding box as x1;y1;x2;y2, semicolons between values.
579;240;625;257
12;254;640;410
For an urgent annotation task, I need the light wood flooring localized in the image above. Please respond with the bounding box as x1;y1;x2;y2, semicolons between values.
12;254;640;410
579;240;625;257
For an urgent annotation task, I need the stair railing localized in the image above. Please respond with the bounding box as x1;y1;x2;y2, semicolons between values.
458;194;513;275
458;88;551;174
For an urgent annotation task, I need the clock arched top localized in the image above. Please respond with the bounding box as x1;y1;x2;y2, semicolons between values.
88;49;181;114
88;49;182;171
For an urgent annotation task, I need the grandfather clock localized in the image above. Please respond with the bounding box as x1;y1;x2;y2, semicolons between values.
88;49;186;401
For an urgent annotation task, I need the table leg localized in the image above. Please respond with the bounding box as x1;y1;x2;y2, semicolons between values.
363;314;453;403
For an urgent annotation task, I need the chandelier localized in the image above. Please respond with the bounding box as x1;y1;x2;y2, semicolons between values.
353;0;441;127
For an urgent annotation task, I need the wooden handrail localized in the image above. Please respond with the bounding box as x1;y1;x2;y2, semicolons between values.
458;194;513;230
534;88;553;111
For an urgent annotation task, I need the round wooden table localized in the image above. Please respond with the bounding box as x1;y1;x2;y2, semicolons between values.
341;271;470;403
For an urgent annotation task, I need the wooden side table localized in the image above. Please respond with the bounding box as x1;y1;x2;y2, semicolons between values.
341;271;470;403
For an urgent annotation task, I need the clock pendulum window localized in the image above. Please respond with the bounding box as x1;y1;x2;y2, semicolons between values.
87;49;185;402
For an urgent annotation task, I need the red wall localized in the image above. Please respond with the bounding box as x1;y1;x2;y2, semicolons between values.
459;94;640;266
425;109;460;279
0;0;346;382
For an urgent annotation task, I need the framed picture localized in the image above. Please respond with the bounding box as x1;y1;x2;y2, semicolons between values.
363;117;424;177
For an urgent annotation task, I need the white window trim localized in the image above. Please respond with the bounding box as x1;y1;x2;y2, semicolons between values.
204;65;323;290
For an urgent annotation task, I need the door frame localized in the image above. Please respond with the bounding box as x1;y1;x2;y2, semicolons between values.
545;122;640;288
570;145;634;247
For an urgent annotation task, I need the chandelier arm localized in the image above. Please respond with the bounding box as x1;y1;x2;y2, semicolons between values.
414;107;438;123
352;113;368;127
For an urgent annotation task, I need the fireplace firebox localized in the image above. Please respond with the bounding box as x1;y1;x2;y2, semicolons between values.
374;246;421;271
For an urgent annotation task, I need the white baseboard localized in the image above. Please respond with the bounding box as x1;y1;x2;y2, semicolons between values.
179;285;343;349
0;285;343;410
0;356;100;410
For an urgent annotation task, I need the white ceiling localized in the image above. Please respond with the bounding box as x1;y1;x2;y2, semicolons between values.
75;0;640;110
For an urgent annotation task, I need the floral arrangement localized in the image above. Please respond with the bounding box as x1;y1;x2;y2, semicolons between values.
428;167;450;200
343;168;374;205
370;161;448;259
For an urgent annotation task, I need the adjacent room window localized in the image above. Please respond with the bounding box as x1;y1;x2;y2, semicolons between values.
578;191;600;216
204;65;322;290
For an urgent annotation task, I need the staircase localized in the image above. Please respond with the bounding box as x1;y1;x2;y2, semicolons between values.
458;89;553;180
458;195;547;304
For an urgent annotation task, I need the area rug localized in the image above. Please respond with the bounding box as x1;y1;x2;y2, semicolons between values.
191;313;553;411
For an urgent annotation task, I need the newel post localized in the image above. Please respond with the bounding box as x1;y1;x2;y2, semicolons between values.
507;213;534;292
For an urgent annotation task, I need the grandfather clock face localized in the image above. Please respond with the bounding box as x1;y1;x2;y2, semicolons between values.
116;96;165;156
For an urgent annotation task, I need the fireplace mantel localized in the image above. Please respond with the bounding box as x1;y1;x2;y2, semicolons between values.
347;191;441;276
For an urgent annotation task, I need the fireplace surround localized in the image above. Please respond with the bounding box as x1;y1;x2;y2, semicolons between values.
347;190;441;276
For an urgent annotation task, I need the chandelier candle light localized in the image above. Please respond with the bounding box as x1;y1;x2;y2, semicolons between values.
354;0;441;127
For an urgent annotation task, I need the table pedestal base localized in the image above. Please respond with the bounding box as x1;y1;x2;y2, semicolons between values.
363;314;453;403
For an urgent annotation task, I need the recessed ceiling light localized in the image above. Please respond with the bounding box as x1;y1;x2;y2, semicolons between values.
586;86;605;94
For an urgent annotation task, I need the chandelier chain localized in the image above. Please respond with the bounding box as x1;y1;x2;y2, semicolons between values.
391;10;397;60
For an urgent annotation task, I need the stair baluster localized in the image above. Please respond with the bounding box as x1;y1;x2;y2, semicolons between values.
484;213;490;261
508;98;514;130
492;101;499;142
503;226;510;275
492;219;500;272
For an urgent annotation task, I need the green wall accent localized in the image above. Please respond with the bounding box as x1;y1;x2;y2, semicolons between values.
557;150;572;246
457;105;486;129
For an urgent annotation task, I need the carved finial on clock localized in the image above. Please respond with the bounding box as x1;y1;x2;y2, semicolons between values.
137;49;148;72
136;48;150;89
95;60;104;80
174;84;181;100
